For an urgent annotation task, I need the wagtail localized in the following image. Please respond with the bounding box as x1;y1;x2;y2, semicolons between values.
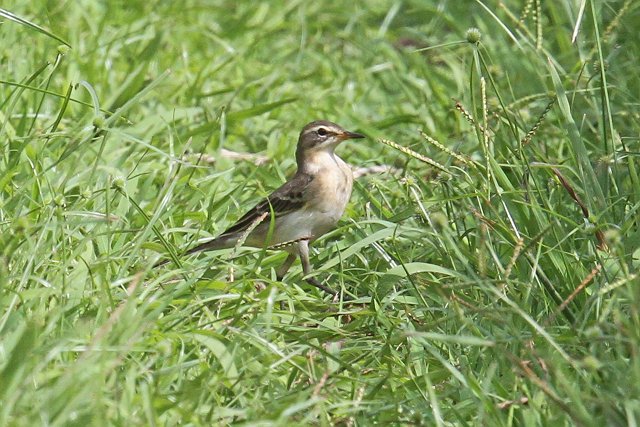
157;120;365;296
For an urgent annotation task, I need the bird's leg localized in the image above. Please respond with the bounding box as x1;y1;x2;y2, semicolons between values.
276;253;297;281
297;240;337;297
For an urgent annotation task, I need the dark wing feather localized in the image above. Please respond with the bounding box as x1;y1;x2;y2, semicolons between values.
220;172;314;236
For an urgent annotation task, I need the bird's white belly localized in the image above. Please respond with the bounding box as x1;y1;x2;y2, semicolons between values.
274;209;336;243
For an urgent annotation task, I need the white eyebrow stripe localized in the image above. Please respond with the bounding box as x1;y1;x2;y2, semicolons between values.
305;125;338;135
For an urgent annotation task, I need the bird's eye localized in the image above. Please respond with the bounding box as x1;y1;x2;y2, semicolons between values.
317;128;327;136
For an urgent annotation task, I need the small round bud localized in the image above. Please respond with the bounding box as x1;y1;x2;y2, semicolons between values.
592;60;608;74
15;217;30;232
431;212;448;230
487;64;503;79
583;326;602;340
54;195;66;207
400;176;415;186
603;228;621;247
113;177;125;190
57;44;70;55
466;28;481;44
81;189;92;199
581;355;603;371
157;340;172;356
93;114;105;129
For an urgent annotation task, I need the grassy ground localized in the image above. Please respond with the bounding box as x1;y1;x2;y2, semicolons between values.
2;0;639;425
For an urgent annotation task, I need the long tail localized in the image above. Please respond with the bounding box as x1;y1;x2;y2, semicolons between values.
153;234;237;268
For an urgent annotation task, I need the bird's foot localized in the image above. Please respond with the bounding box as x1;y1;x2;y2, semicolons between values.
306;277;353;302
305;277;337;296
278;274;351;301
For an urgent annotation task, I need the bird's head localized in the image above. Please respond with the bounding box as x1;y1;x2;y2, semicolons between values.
296;120;364;166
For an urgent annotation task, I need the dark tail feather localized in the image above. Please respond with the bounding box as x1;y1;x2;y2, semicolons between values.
153;234;237;268
183;236;234;255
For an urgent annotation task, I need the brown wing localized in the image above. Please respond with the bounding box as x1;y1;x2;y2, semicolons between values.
220;172;314;236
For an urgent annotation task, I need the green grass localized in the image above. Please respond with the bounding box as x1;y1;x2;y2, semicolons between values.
2;0;640;425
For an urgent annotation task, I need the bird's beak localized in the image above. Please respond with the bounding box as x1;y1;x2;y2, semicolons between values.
339;130;365;141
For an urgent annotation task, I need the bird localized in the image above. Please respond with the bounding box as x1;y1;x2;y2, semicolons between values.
156;120;365;297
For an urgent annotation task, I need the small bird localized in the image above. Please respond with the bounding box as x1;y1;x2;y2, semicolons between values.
157;120;364;296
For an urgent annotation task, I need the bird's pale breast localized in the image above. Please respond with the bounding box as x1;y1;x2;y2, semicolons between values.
304;153;353;237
